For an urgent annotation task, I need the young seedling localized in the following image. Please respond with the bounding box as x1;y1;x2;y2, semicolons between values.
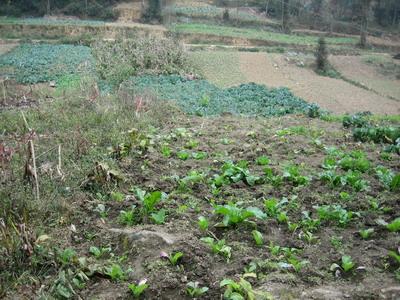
213;202;266;227
252;230;264;246
256;155;270;166
58;248;77;265
161;144;172;157
387;217;400;232
186;281;209;298
220;276;271;300
359;228;374;239
201;237;232;262
89;246;111;259
119;207;136;226
128;279;149;298
105;264;127;281
111;191;125;202
160;251;183;266
150;209;167;225
177;151;190;160
198;216;209;231
330;255;355;274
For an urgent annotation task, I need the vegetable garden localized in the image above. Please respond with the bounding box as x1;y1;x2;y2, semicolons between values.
0;36;399;299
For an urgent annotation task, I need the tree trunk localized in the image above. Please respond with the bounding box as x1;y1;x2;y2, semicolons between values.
282;0;290;33
47;0;51;15
359;0;371;48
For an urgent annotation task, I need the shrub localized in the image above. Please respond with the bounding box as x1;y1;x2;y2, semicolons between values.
92;37;192;86
222;9;230;22
142;0;162;23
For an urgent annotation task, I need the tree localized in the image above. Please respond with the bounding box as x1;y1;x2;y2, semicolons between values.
315;37;329;72
359;0;372;48
282;0;290;33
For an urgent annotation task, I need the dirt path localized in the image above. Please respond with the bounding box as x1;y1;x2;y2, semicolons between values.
238;52;400;115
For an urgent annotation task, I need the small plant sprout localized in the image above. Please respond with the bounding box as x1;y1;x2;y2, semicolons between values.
128;279;149;298
160;251;183;266
161;144;172;157
186;281;209;298
177;151;190;160
213;202;266;227
330;255;356;274
220;276;271;300
359;228;374;239
89;246;111;259
150;209;167;224
198;216;209;231
111;191;125;202
105;264;127;281
201;237;232;262
119;207;136;226
252;230;264;246
256;155;270;166
387;217;400;232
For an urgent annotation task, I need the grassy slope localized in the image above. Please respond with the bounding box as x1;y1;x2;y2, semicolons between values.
172;23;358;45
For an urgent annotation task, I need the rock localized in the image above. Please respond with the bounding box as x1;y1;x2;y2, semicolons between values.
49;81;56;88
108;228;178;246
301;286;346;300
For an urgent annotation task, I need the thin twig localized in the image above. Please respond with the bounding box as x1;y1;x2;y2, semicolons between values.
29;140;40;201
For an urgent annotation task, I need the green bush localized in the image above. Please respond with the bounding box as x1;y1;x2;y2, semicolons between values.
91;37;192;86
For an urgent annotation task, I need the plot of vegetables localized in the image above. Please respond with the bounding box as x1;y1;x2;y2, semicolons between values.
124;75;313;117
0;44;94;84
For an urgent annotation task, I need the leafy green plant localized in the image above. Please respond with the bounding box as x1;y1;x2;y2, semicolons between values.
359;228;374;239
128;279;149;298
339;151;370;172
252;230;264;246
330;255;355;273
198;216;209;231
256;155;270;166
177;150;190;160
387;217;400;232
134;188;167;215
314;204;357;227
282;164;311;186
220;276;271;300
89;246;111;259
150;209;167;225
213;202;266;227
342;112;371;128
201;237;232;261
186;281;209;298
160;251;184;266
105;264;127;281
192;151;208;160
58;248;77;265
119;207;136;226
161;145;172;157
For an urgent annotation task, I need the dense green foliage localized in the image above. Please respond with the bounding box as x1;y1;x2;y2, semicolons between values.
0;44;94;84
123;75;314;117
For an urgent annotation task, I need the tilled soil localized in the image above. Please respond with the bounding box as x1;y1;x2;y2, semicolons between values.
238;52;400;115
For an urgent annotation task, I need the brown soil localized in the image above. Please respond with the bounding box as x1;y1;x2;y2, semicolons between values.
331;54;400;101
7;112;399;299
238;52;400;115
